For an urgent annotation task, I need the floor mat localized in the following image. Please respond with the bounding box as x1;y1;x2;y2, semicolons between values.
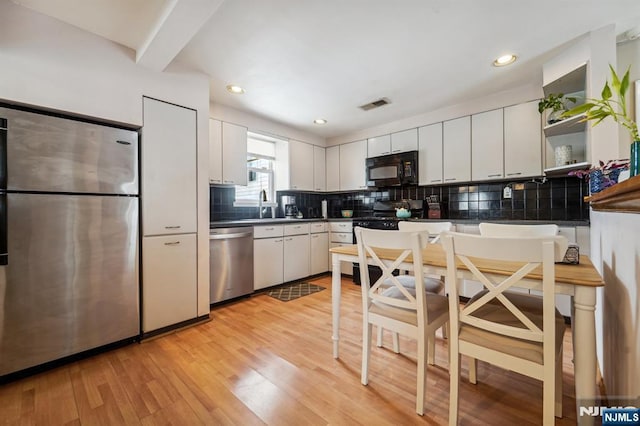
266;282;325;302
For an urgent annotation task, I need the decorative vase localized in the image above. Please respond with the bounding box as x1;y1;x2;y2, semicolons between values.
631;140;640;177
547;110;564;125
554;145;572;167
589;170;604;194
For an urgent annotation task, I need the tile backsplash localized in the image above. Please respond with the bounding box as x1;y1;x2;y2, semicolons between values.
210;176;589;222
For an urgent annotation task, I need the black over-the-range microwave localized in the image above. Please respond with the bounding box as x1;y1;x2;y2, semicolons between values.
365;150;419;187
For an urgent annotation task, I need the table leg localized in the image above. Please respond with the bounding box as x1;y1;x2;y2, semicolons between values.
332;253;342;359
573;286;597;426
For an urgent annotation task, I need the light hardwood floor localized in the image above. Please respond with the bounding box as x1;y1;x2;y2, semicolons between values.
0;275;583;425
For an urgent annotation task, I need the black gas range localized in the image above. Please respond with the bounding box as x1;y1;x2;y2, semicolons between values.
352;200;425;284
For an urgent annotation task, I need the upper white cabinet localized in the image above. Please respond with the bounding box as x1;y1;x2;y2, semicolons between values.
504;101;542;178
209;119;248;186
472;109;504;181
418;123;443;185
313;145;326;191
391;128;418;153
326;145;340;191
142;97;197;236
367;134;391;157
289;140;314;190
443;116;471;183
340;140;367;190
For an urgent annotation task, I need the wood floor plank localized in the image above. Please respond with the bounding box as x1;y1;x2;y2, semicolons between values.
0;274;589;425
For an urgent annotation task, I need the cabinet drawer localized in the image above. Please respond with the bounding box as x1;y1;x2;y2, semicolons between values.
329;221;352;232
254;225;284;238
310;222;328;233
331;232;353;243
284;223;310;236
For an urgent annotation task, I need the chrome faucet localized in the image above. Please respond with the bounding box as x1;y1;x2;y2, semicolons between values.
259;189;267;219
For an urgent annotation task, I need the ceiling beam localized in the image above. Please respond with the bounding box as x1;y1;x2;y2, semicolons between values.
136;0;224;72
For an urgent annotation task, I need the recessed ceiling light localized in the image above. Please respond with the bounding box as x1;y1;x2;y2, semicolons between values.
226;84;245;94
313;119;327;125
493;54;517;67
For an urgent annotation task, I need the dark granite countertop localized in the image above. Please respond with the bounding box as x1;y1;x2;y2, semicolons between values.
210;217;589;228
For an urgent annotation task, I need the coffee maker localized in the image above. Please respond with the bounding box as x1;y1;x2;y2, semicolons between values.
280;195;299;218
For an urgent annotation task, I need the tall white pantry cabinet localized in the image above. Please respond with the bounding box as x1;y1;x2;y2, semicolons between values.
141;97;198;334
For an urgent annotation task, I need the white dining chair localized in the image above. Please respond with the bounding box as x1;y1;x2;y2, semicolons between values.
479;222;558;238
355;227;449;415
441;231;566;425
377;221;453;355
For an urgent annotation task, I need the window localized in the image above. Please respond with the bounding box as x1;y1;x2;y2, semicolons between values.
234;132;279;206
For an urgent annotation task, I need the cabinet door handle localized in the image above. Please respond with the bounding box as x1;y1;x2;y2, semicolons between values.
209;179;221;184
165;225;181;229
507;172;522;176
265;227;274;230
391;149;401;153
487;174;502;177
430;179;442;183
445;178;457;181
164;241;181;246
223;180;234;184
285;238;293;241
275;239;283;243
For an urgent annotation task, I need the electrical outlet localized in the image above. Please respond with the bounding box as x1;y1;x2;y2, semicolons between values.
513;183;525;190
503;186;512;199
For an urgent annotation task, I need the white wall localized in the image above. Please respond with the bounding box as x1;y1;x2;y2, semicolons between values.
0;1;212;317
326;82;542;146
210;102;326;146
617;38;640;153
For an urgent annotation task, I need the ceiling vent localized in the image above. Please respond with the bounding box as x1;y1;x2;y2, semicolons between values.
359;98;391;111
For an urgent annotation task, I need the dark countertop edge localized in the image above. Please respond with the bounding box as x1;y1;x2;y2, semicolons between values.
210;218;589;228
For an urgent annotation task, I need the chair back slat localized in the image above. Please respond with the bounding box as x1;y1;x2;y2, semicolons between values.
398;221;453;243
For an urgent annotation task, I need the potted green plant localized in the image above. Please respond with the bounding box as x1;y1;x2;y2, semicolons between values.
538;93;577;124
562;65;639;177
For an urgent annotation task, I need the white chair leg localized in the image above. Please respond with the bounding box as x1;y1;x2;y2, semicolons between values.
449;353;460;426
376;326;383;347
362;323;372;385
416;332;426;415
555;346;563;418
543;357;555;425
427;333;436;365
392;332;400;354
468;357;477;385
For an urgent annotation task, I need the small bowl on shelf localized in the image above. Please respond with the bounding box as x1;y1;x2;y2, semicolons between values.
341;209;353;218
395;208;411;218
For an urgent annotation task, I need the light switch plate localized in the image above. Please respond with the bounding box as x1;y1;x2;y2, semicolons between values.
503;186;512;199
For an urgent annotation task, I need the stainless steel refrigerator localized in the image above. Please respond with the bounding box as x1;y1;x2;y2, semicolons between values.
0;106;140;378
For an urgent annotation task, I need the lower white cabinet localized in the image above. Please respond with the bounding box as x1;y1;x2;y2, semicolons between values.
142;234;197;332
329;221;353;275
284;234;310;282
310;232;329;275
254;237;284;290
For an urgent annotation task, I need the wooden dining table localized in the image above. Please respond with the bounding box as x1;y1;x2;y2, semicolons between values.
330;243;604;424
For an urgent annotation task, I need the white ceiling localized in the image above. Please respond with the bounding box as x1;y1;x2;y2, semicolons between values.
11;0;640;139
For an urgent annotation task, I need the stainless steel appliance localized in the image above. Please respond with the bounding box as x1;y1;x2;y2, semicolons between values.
352;200;424;285
365;151;419;187
209;226;254;303
0;106;140;379
281;195;299;218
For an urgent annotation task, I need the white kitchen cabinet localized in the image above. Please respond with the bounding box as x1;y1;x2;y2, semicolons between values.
221;122;248;186
504;101;542;178
209;119;223;184
326;145;340;191
310;222;329;275
289;140;314;190
284;234;310;282
367;134;391;157
142;234;197;332
313;146;326;191
418;123;443;185
329;221;353;275
443;116;471;183
391;128;418;153
254;237;284;290
142;97;197;236
209;119;248;186
339;140;367;190
472;109;504;181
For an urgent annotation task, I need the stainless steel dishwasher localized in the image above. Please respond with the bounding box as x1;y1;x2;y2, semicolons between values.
210;227;254;304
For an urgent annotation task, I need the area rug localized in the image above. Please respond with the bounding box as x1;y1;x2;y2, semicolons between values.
267;282;325;302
